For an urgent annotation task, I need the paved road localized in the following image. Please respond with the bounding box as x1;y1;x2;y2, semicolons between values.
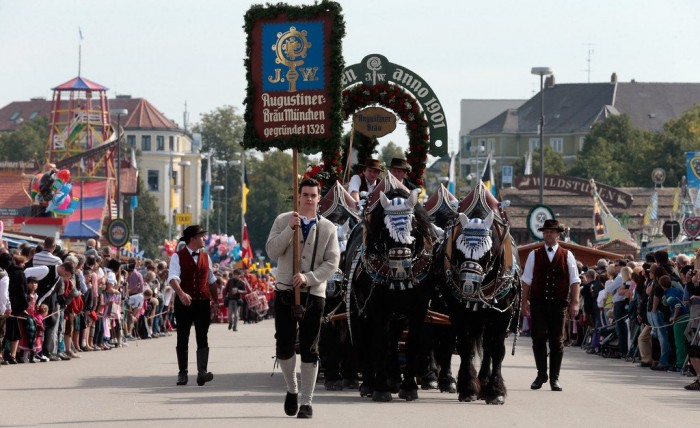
2;319;697;427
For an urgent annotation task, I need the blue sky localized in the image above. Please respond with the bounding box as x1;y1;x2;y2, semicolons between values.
1;0;699;155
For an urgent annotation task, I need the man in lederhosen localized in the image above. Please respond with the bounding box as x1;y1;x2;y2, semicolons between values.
266;178;340;419
167;225;218;386
521;219;580;391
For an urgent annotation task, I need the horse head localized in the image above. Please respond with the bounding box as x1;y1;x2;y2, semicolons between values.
363;187;433;289
453;211;495;296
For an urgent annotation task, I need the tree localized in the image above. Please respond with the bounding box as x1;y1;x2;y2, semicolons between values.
380;141;405;165
192;106;246;237
567;115;655;186
654;105;700;187
0;116;48;162
245;151;295;256
511;144;567;177
132;178;169;259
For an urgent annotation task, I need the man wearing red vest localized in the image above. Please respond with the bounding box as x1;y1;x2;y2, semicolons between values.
521;219;580;392
167;225;218;386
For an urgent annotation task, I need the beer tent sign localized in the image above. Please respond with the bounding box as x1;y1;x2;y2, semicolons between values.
243;1;345;153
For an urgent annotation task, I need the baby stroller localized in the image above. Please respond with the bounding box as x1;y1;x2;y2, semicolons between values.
598;323;621;358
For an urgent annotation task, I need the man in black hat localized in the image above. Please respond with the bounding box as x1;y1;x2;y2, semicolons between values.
166;225;217;386
520;219;580;391
388;157;417;190
348;158;384;203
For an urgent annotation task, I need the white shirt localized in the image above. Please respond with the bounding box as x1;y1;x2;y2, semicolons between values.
521;243;581;287
600;274;627;304
348;174;377;195
167;247;216;286
0;275;10;313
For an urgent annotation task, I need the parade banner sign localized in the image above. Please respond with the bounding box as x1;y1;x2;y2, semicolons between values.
243;1;345;153
353;106;396;138
515;174;633;209
687;152;700;188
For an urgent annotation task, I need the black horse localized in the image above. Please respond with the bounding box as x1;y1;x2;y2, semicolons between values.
434;183;521;405
346;177;436;402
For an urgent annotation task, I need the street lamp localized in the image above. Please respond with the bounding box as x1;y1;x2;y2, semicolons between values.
531;66;552;205
213;185;225;233
111;108;128;219
179;160;191;230
469;144;485;184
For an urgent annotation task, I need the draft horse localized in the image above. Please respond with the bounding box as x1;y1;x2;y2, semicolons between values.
345;175;436;402
435;183;521;404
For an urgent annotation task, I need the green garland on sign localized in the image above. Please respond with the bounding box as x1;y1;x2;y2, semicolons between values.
342;83;430;186
242;1;345;154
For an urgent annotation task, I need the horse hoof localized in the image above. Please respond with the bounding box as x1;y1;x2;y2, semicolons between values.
359;383;374;398
372;391;393;402
398;388;419;401
389;380;401;394
486;395;505;405
458;393;478;402
439;378;457;393
343;378;359;390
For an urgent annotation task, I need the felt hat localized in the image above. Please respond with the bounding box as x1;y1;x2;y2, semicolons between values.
537;219;565;232
180;225;208;242
389;157;412;172
361;158;385;172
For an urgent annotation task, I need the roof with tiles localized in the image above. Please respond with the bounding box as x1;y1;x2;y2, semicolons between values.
0;95;180;133
0;170;32;210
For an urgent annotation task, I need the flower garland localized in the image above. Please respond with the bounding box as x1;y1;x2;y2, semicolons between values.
341;83;430;186
242;1;345;154
303;147;344;195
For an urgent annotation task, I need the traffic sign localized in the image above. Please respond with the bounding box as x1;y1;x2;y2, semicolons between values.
175;213;192;225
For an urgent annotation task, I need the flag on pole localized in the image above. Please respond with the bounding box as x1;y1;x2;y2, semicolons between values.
242;165;250;215
480;153;496;195
593;194;607;241
130;149;138;210
524;150;532;175
169;164;175;211
650;191;658;220
202;157;211;210
79;27;84;42
241;220;253;262
672;186;680;213
448;153;456;194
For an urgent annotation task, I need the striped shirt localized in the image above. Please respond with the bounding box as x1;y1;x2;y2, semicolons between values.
32;251;62;267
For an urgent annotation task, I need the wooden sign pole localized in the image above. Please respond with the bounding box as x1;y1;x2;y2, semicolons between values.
292;148;301;306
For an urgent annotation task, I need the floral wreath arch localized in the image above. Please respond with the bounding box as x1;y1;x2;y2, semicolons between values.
307;83;430;190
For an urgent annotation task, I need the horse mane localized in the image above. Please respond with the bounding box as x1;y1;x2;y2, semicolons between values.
365;188;432;252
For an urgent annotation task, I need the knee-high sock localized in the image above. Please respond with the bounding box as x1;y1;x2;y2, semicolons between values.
278;355;298;394
300;361;319;406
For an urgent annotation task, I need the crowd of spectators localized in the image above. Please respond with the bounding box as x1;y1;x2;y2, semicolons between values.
538;249;700;391
0;236;276;368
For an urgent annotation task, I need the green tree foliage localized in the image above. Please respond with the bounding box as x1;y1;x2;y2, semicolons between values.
380;141;405;165
0;116;48;162
511;144;567;177
193;106;245;159
132;178;169;259
654;105;700;187
192;106;246;238
567;115;655;186
245;151;295;255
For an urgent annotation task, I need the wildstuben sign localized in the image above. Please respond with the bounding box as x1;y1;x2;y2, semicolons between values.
515;175;634;209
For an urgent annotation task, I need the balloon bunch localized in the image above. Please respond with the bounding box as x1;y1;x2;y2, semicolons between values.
163;239;178;256
205;233;242;265
30;168;78;216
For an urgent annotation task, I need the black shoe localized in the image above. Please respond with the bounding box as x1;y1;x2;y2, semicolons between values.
176;372;188;386
651;364;670;371
550;379;562;391
530;374;548;390
228;322;232;330
197;371;214;386
284;392;298;416
297;404;313;419
637;362;653;368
